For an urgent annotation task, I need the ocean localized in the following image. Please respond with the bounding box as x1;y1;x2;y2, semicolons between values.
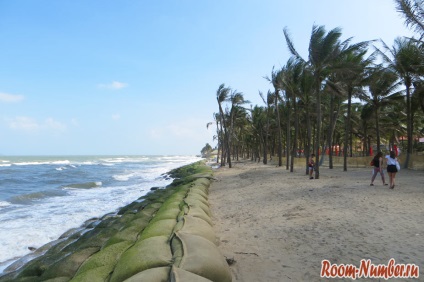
0;155;202;273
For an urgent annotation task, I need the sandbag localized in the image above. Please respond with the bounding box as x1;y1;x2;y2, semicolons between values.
74;241;132;279
172;232;231;282
138;219;177;240
110;236;172;282
171;266;213;282
39;247;100;280
180;216;216;243
123;266;170;282
185;204;213;226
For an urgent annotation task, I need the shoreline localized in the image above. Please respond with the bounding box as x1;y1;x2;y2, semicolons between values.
209;160;424;281
0;161;231;282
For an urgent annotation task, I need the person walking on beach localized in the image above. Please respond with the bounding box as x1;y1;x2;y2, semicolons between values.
308;154;315;179
386;151;399;189
370;152;387;186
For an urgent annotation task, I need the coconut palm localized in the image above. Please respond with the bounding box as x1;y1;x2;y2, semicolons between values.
265;67;284;166
395;0;424;40
364;66;403;152
259;90;275;164
284;25;347;179
376;37;424;167
216;84;231;167
334;45;373;170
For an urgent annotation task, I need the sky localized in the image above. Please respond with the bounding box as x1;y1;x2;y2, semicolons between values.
0;0;416;155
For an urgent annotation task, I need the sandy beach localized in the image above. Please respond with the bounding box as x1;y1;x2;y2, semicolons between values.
209;160;424;281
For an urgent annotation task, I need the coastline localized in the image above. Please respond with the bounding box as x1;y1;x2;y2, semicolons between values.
0;161;231;282
209;160;424;281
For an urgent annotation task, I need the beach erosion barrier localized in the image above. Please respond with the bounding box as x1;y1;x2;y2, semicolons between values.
0;161;232;282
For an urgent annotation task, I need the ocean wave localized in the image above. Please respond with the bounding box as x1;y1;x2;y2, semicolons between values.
13;160;71;166
0;201;11;208
63;182;102;189
9;190;68;205
113;173;133;181
0;164;11;167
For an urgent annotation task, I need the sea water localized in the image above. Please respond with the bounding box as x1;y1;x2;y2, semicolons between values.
0;155;201;273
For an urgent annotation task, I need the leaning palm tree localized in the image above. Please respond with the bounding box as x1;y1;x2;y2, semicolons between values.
364;66;403;152
375;37;424;167
259;90;274;164
335;44;372;171
228;90;250;162
265;67;284;166
284;25;346;179
395;0;424;40
216;84;231;167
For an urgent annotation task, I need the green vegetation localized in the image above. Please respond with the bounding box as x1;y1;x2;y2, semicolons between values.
211;0;424;176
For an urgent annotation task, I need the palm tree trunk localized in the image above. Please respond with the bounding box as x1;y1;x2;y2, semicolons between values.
314;79;321;179
405;82;412;168
275;88;283;166
286;99;291;170
343;90;352;171
291;99;298;173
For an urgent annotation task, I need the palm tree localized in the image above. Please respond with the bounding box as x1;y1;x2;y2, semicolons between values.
259;90;274;164
376;37;424;167
228;90;250;161
216;83;231;167
395;0;424;40
335;44;372;170
265;68;284;166
364;66;403;152
284;25;346;179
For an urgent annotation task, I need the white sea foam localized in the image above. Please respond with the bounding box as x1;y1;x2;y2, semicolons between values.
0;201;11;208
0;155;202;273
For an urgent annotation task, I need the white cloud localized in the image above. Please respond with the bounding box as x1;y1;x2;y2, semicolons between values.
6;116;66;132
7;116;39;131
112;114;121;120
98;81;128;90
44;118;66;131
0;92;24;103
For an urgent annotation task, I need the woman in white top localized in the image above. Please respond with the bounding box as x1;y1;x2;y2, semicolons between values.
385;151;398;189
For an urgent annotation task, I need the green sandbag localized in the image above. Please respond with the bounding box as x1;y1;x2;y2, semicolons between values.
104;216;151;247
173;232;231;282
192;178;211;190
180;216;216;243
39;247;100;280
70;265;111;282
150;206;181;223
138;219;177;240
171;266;213;282
123;267;170;282
44;277;71;282
109;236;172;282
103;225;142;247
74;241;132;277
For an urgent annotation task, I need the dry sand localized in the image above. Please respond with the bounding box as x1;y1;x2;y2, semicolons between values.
209;160;424;281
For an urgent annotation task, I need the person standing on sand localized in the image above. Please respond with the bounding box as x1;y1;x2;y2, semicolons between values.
370;152;388;186
308;154;315;179
386;151;399;189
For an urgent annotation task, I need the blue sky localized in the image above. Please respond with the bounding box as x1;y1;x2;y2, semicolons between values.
0;1;415;155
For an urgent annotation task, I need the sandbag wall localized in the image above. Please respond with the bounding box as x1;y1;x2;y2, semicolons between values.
0;161;231;282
